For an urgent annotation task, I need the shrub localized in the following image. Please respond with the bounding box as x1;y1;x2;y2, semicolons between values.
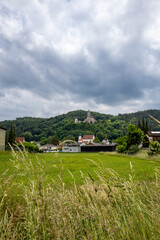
148;141;160;156
126;124;143;149
127;144;139;154
143;134;150;148
116;144;127;153
18;142;41;153
93;137;100;143
116;124;143;154
115;136;126;145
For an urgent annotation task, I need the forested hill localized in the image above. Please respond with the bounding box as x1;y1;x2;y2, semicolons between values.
0;109;160;142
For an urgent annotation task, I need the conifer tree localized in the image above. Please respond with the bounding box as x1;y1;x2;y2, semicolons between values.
137;118;150;134
7;123;16;146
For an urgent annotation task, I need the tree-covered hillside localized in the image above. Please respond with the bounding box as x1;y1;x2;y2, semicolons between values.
0;109;160;142
118;109;160;130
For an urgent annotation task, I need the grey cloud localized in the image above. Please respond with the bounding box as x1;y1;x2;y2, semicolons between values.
0;38;159;105
1;0;160;120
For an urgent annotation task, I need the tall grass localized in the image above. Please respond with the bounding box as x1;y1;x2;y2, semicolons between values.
0;148;160;239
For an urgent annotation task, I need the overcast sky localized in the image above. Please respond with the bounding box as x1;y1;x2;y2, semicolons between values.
0;0;160;121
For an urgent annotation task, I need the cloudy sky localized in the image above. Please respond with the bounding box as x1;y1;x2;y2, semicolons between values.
0;0;160;121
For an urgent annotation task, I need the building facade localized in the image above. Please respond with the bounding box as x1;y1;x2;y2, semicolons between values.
147;131;160;143
40;144;58;152
62;142;116;152
78;135;95;144
62;145;81;152
81;143;116;152
0;127;6;151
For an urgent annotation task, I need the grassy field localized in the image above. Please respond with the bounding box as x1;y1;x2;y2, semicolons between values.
0;150;160;185
1;150;160;239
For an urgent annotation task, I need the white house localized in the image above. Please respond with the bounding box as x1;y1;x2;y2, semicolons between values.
62;144;81;152
40;144;58;152
78;135;95;144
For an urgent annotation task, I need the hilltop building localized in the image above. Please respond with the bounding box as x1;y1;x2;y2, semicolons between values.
0;127;6;151
74;110;96;124
74;117;79;123
83;110;96;123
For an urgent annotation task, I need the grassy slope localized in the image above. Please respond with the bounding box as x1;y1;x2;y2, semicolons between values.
0;151;160;185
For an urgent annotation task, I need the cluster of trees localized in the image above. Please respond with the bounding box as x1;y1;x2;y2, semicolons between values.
116;124;143;154
3;115;158;156
118;109;160;130
18;142;42;153
40;135;59;146
5;123;42;152
137;118;151;134
0;111;127;143
115;124;150;154
1;109;160;145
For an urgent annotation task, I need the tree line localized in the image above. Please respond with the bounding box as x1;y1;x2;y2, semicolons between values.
1;109;160;145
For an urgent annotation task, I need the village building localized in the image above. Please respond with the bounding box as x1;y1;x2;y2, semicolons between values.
0;127;6;151
62;141;116;153
78;135;95;144
40;144;58;152
16;137;25;144
62;143;81;152
147;131;160;143
81;143;116;152
101;139;110;145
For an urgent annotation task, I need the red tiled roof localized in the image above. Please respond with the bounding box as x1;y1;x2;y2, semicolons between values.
16;137;25;143
83;135;94;139
148;131;160;137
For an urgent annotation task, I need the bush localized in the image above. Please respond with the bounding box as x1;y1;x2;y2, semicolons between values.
18;142;41;153
115;136;126;145
116;124;143;154
126;124;143;149
93;137;100;143
143;135;150;148
148;141;160;156
127;145;139;155
116;144;127;153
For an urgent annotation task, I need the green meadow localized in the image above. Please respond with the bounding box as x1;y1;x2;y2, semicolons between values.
0;150;160;185
1;150;160;239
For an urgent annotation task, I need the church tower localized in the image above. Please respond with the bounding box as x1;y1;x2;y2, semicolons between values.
87;110;91;118
84;110;96;123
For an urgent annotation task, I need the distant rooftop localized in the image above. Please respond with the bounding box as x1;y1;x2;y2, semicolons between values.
83;135;94;139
